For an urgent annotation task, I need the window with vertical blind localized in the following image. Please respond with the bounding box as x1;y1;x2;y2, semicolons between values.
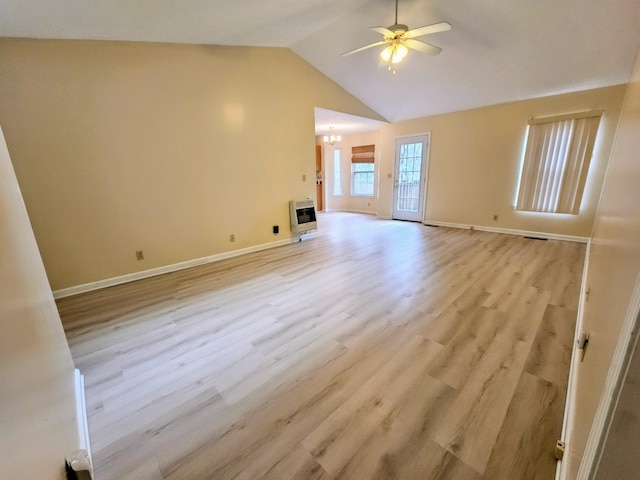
351;145;375;196
515;111;602;214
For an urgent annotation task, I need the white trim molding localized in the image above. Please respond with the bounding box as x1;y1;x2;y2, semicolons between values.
70;368;93;478
422;220;590;243
577;272;640;478
74;369;91;458
556;239;591;480
54;237;298;299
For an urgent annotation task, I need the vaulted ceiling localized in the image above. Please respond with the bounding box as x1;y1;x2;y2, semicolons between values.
2;0;640;131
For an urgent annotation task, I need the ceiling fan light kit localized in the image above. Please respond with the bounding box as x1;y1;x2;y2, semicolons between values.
380;42;408;64
341;0;451;73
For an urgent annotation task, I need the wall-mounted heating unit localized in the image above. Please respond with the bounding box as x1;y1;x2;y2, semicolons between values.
290;199;317;234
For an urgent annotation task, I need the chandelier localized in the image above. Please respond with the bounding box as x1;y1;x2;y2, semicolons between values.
323;127;341;146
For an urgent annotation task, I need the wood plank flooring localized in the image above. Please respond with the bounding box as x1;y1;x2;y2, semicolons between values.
57;212;585;480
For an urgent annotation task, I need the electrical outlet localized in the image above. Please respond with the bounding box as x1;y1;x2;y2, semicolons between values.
229;234;235;242
493;214;499;221
136;250;144;261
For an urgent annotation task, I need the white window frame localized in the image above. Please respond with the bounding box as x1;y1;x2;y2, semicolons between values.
332;148;342;196
514;110;602;215
351;162;375;197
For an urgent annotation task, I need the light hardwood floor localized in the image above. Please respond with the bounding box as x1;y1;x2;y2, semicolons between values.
58;212;585;480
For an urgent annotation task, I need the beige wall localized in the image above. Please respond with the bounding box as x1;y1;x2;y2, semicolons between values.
375;86;626;237
566;50;640;478
320;130;381;215
0;123;78;478
0;39;624;291
0;38;382;290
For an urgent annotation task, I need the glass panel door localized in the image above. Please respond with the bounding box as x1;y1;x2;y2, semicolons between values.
393;135;430;222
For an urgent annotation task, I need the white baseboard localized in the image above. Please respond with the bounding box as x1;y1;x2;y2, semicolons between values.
577;272;640;478
325;208;383;218
74;369;90;455
344;208;377;215
72;368;93;477
53;237;297;299
53;219;587;300
422;220;590;243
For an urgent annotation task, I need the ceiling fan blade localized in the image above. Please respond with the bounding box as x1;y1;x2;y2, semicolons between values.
404;21;452;39
405;39;442;56
370;26;395;37
341;40;389;57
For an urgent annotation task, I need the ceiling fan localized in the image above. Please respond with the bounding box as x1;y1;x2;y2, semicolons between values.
342;0;451;70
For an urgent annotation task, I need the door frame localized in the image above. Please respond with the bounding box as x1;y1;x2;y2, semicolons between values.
391;132;431;222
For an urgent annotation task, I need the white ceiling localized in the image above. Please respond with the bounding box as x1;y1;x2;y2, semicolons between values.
2;0;640;132
315;107;387;136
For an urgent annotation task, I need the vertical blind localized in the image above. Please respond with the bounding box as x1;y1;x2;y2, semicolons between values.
515;111;601;214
